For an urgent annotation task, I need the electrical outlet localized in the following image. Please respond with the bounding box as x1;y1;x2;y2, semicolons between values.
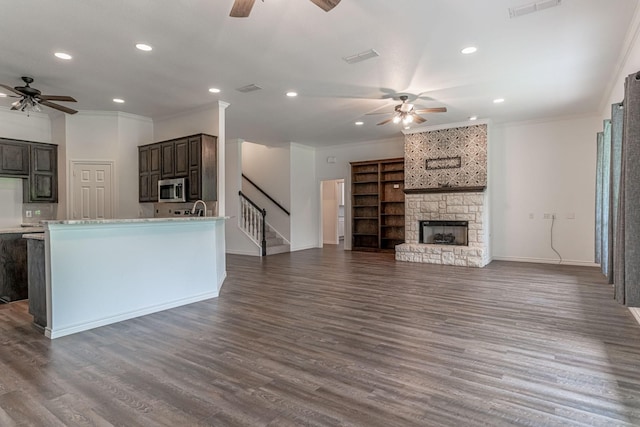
543;213;556;219
35;210;41;216
529;213;534;219
26;210;32;218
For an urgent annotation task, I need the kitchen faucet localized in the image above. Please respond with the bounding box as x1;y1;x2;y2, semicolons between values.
191;200;207;217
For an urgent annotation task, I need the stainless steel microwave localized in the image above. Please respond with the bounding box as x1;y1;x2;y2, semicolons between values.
158;178;186;202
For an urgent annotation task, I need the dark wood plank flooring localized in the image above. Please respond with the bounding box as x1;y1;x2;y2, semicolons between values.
1;246;640;426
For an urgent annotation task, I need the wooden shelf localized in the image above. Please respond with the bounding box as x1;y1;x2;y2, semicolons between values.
350;157;404;252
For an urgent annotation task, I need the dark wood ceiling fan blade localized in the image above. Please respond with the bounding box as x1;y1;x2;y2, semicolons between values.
40;95;77;102
377;117;394;126
41;100;78;114
0;84;24;96
230;0;255;17
310;0;341;11
414;107;447;113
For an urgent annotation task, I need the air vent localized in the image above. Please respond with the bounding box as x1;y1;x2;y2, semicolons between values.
509;0;561;18
342;49;380;65
235;84;263;93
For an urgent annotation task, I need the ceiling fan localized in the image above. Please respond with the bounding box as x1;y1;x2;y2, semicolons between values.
368;95;446;126
0;76;77;115
230;0;340;17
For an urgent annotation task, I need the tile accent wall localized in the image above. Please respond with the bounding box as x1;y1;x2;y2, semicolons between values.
405;124;487;190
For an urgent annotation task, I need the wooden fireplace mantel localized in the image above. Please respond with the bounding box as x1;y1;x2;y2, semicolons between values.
403;186;486;194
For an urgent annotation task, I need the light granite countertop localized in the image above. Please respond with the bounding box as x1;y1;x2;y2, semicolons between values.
0;227;45;235
43;217;226;225
22;233;45;240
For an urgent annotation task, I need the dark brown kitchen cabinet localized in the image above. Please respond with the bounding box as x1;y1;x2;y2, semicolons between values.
138;133;217;202
160;138;188;179
0;141;29;175
0;138;58;202
29;144;57;202
139;144;161;202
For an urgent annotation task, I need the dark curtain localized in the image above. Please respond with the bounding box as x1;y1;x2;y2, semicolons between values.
601;120;611;278
595;132;603;265
608;103;623;285
614;71;640;306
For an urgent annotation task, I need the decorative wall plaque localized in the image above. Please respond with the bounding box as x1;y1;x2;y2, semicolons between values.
426;156;461;170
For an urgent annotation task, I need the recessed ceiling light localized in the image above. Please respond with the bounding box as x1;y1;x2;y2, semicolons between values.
286;91;298;97
136;43;153;52
355;121;364;126
54;52;72;60
469;116;478;121
113;98;125;103
208;87;221;94
493;98;505;104
461;46;477;55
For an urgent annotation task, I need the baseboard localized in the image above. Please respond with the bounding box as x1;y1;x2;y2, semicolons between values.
226;249;260;256
629;308;640;326
291;244;320;252
45;291;219;339
491;256;599;268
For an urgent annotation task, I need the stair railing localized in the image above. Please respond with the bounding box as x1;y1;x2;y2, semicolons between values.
238;191;267;256
242;174;290;216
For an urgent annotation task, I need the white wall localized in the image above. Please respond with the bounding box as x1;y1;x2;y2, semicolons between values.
117;114;154;218
601;8;640;116
225;139;261;255
315;136;404;250
290;143;318;251
242;141;291;240
0;108;51;143
490;115;602;265
65;111;153;219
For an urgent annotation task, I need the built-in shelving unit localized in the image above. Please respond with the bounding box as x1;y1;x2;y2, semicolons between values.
351;157;405;252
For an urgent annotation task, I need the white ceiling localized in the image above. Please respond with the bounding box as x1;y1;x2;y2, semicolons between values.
1;0;638;147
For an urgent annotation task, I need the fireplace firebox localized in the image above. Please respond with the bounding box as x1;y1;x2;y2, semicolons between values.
419;220;468;246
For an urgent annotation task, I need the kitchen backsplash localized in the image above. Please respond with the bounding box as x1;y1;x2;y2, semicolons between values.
22;203;58;224
153;201;217;218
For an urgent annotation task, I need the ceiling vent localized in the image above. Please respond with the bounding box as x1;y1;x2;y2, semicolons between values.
235;84;263;93
509;0;561;18
342;49;380;65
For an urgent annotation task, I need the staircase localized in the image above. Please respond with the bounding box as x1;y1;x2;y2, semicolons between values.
265;224;290;255
238;190;290;256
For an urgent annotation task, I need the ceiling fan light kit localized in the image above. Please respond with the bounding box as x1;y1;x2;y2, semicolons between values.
369;94;447;126
0;76;78;115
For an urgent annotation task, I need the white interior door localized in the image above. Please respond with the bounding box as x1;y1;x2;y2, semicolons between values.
71;162;114;220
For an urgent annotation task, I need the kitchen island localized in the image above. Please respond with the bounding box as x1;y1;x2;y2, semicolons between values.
0;226;43;303
42;217;226;339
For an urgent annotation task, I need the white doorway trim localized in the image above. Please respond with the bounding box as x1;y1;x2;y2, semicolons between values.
68;160;117;220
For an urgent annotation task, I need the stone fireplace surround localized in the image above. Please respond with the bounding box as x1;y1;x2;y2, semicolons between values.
395;123;490;267
395;191;490;267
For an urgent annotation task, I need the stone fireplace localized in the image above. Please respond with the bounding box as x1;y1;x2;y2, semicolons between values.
395;124;490;267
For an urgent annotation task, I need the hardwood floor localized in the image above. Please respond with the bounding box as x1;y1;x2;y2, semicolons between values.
1;247;640;426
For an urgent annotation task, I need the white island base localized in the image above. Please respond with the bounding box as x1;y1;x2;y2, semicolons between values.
43;217;226;339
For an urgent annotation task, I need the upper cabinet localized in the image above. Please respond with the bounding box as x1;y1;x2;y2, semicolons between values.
0;141;29;176
139;133;217;202
28;144;58;202
0;138;58;203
